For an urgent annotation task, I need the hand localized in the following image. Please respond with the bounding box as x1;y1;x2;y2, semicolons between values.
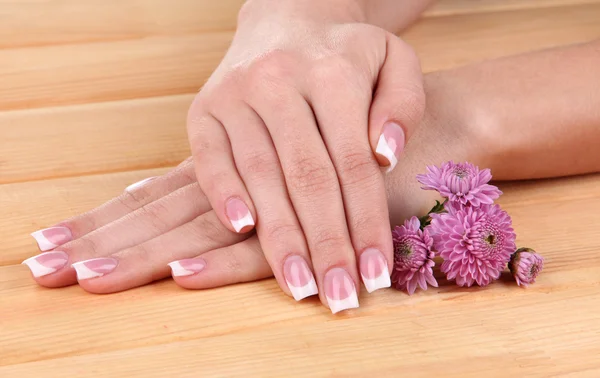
25;159;270;293
24;82;469;296
187;0;425;312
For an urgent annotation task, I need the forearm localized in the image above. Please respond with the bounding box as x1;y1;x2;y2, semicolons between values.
385;40;600;224
433;40;600;180
240;0;434;32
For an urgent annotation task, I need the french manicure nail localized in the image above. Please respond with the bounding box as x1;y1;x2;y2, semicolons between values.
225;197;254;233
283;255;318;301
72;258;118;280
30;226;73;251
376;122;405;173
22;251;69;277
168;258;206;277
359;248;391;293
125;177;156;192
324;268;359;314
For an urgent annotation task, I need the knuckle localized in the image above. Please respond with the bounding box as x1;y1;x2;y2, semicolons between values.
241;149;281;182
192;215;231;246
222;249;243;274
117;189;149;211
134;201;170;233
63;235;100;258
286;157;338;197
310;229;348;259
262;221;301;245
336;148;380;188
308;58;360;89
247;50;294;84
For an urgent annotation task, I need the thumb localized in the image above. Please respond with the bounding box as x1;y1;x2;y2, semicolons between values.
370;32;425;172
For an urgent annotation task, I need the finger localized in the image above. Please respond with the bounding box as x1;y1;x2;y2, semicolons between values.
215;102;318;302
187;102;256;234
370;33;426;172
30;158;196;251
170;235;273;289
70;211;247;294
307;61;393;293
25;183;210;288
246;79;360;314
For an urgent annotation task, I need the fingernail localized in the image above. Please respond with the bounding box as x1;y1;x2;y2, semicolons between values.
22;251;69;278
376;122;405;173
125;177;156;192
168;258;206;277
225;197;254;233
359;248;391;293
283;255;318;301
72;258;118;280
30;226;73;251
324;268;359;314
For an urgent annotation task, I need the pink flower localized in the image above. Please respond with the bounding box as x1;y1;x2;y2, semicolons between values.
509;248;544;287
391;217;438;295
416;161;502;207
429;204;516;287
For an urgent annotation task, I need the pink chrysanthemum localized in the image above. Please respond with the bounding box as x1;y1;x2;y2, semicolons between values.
416;161;502;207
391;216;438;295
429;204;516;287
509;248;544;287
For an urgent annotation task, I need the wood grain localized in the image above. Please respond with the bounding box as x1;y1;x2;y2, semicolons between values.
2;0;600;376
2;4;600;111
0;96;191;184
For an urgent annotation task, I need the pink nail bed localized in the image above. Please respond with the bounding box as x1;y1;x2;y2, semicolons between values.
72;258;118;280
324;268;359;314
22;251;69;278
283;255;318;301
225;197;254;233
30;226;73;251
359;248;391;293
376;121;405;172
168;258;206;277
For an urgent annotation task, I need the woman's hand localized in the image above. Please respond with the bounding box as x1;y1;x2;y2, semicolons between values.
187;0;425;312
24;72;466;303
25;159;271;293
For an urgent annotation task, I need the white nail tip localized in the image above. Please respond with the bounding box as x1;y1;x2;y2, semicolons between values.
125;177;156;192
72;261;104;280
327;291;359;314
30;229;62;251
286;276;319;301
376;134;398;173
230;212;255;233
168;261;196;277
361;269;392;294
22;254;59;278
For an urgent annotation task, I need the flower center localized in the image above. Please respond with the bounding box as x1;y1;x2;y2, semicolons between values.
529;264;540;277
452;165;470;179
485;233;496;246
395;243;412;259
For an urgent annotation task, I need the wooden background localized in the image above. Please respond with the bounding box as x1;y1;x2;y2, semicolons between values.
1;0;600;376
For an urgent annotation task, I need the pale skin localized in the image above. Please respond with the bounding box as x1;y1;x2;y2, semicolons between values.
24;40;600;307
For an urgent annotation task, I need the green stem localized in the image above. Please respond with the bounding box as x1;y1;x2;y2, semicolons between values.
419;199;448;230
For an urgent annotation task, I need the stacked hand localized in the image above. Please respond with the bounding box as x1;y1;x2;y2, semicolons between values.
25;0;432;314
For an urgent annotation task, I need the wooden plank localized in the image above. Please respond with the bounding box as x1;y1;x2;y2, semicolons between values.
0;168;169;266
0;32;231;111
0;0;244;49
0;95;192;184
1;4;600;111
425;0;600;17
1;264;599;373
406;3;600;71
3;0;599;50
